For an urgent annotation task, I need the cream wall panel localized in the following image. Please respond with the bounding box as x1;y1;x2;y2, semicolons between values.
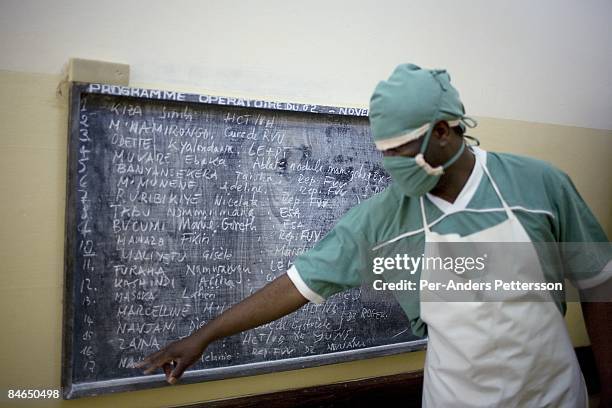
0;70;609;406
1;0;611;129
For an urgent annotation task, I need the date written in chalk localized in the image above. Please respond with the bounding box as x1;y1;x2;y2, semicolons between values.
7;389;60;399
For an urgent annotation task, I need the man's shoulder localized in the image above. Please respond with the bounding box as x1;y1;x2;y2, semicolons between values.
485;150;575;210
488;150;569;182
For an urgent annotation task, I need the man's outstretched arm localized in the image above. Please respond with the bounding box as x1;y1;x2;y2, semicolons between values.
136;273;309;384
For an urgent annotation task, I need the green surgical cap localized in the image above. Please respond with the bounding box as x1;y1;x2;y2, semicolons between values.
369;63;470;150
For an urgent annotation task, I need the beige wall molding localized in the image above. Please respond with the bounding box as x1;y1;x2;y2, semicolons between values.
67;58;129;85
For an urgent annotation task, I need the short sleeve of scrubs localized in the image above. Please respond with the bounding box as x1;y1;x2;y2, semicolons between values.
553;171;612;289
287;207;369;303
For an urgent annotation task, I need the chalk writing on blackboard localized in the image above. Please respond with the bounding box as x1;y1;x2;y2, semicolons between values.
62;83;425;399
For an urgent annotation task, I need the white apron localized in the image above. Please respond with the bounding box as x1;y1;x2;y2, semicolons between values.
419;160;588;407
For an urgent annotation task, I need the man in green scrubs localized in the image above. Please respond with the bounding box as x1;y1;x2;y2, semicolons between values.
139;64;611;407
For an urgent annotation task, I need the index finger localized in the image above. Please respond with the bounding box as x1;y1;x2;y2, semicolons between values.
135;349;168;373
134;349;162;368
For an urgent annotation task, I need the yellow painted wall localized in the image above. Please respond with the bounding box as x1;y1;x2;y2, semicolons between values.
0;69;610;407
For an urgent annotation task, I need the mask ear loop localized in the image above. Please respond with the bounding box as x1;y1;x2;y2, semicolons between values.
417;115;472;176
416;79;446;176
415;121;445;176
441;141;465;170
419;73;449;158
417;79;472;176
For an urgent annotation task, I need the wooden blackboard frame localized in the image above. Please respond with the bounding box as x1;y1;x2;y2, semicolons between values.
62;82;427;399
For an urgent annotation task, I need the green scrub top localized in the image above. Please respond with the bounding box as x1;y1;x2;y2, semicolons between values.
287;147;612;337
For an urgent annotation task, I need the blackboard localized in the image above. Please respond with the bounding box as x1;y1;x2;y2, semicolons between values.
62;83;426;399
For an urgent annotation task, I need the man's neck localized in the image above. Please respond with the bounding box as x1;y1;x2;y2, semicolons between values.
429;147;476;203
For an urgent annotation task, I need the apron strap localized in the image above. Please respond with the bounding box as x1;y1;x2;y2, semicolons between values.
480;161;515;220
419;196;431;233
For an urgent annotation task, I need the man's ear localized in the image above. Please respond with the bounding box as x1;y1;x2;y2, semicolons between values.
433;121;451;146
